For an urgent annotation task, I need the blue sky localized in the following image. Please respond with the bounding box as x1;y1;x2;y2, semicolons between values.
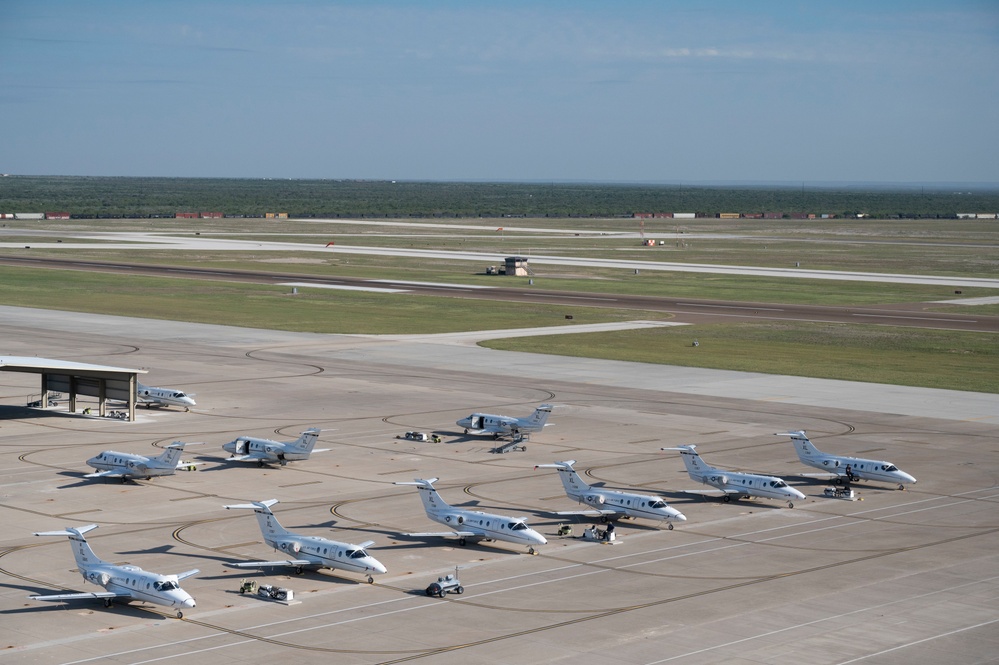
2;1;997;183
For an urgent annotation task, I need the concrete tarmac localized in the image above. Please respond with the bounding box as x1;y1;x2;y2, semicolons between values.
0;306;996;665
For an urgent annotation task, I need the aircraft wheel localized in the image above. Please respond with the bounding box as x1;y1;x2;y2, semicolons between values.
295;566;304;575
257;460;265;468
458;537;466;546
899;484;905;491
176;610;183;619
788;502;795;509
104;598;113;607
528;547;536;555
455;586;464;594
667;523;674;530
367;576;374;584
722;495;731;503
464;428;468;434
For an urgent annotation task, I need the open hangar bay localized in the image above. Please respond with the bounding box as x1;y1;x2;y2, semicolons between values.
0;307;996;665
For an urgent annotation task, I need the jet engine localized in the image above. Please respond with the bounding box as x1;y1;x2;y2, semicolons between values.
278;540;301;553
708;474;729;485
584;493;605;505
443;514;465;525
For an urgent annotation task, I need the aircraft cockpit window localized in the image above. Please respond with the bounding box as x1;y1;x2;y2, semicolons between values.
348;549;367;559
509;522;527;531
884;465;897;471
651;500;667;509
771;480;787;488
154;580;178;591
172;392;186;398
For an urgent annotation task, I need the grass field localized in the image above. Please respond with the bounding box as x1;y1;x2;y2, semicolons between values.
1;213;996;393
481;322;999;394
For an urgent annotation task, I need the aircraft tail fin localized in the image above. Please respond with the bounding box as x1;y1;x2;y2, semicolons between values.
394;478;447;516
527;404;554;428
534;460;588;494
662;445;708;477
156;442;187;467
224;499;286;538
34;524;106;570
776;430;821;461
291;428;321;453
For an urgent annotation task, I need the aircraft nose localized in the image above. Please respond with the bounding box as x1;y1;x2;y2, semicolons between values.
372;561;387;575
181;596;196;608
902;473;917;484
533;532;548;545
673;512;687;522
792;488;806;499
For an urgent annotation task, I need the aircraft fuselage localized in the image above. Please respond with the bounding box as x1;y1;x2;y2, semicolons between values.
265;535;386;576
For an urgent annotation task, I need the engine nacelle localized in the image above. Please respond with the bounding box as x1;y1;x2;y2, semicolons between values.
709;474;729;485
584;493;605;505
278;540;301;553
821;459;840;468
443;514;465;525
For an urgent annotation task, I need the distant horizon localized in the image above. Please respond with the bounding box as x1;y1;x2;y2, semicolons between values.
5;173;999;193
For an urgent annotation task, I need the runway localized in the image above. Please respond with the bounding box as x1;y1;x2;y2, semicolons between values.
2;256;997;333
0;306;996;665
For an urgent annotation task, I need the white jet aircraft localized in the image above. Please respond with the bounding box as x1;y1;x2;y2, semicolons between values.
662;445;806;508
29;524;198;617
85;442;199;481
777;430;917;490
223;499;386;583
137;382;196;411
223;428;327;466
394;478;547;554
456;404;553;439
534;460;687;528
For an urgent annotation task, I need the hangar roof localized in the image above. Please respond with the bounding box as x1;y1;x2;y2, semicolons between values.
0;356;146;377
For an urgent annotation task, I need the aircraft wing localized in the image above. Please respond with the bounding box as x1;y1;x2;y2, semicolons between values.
30;590;122;601
84;470;126;478
174;568;200;580
799;471;841;479
680;488;742;496
555;509;620;517
226;453;268;462
404;531;480;539
226;559;314;569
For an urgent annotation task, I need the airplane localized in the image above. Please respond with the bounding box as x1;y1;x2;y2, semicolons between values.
777;430;917;490
85;442;199;481
393;477;547;554
29;524;198;618
223;499;386;584
222;428;327;466
456;403;553;439
137;382;196;411
534;460;687;528
662;445;806;508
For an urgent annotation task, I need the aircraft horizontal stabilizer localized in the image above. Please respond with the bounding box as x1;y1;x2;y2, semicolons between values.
227;559;312;569
29;591;120;601
34;525;99;537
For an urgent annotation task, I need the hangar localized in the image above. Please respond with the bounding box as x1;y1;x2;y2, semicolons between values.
0;356;146;421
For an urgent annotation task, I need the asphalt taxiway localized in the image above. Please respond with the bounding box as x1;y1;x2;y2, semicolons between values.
0;306;996;665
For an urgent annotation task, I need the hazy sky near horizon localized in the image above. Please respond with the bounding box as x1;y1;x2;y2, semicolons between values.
2;1;997;184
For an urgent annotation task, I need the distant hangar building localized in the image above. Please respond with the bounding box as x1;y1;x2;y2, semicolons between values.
0;356;146;421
